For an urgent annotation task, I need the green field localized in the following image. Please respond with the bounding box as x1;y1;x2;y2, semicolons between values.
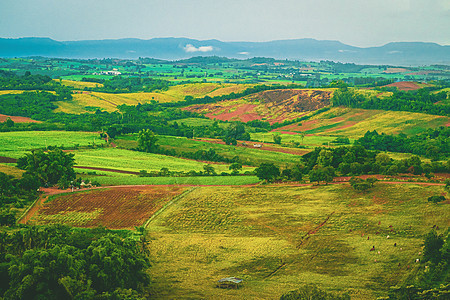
116;135;305;167
0;131;105;159
145;183;449;299
73;148;254;173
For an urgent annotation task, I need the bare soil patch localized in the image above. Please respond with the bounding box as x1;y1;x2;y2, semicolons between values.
383;81;421;91
0;114;41;123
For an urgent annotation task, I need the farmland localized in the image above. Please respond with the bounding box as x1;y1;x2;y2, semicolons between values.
26;182;449;298
146;183;449;299
29;186;186;229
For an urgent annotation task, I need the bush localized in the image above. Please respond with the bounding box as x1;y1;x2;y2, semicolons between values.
427;195;446;203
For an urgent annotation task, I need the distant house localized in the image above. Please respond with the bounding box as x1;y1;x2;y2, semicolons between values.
92;71;121;76
253;144;262;148
217;277;243;289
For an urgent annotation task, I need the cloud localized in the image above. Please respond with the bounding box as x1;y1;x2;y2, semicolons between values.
184;44;214;53
238;51;249;55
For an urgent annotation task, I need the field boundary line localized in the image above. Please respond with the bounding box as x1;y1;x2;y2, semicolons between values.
16;194;47;225
143;186;198;229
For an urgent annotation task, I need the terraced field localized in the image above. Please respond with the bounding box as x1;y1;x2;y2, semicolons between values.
274;107;449;138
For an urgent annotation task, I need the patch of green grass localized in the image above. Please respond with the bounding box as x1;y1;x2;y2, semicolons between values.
82;174;260;186
0;131;105;159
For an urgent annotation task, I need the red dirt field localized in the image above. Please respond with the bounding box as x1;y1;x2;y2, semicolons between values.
196;138;310;156
185;89;332;124
0;114;41;123
383;81;421;91
382;68;410;74
27;186;186;229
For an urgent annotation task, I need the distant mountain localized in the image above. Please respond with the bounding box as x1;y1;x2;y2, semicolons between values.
0;37;449;65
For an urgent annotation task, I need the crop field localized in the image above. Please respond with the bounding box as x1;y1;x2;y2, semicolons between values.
185;89;333;124
0;113;41;123
0;131;105;158
275;107;449;138
73;148;251;173
29;186;186;229
0;163;24;178
54;83;254;114
146;183;449;299
78;171;261;186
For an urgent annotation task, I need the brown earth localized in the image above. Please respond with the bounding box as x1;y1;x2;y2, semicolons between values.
383;68;410;74
383;81;422;91
185;89;332;124
0;114;41;123
0;156;17;163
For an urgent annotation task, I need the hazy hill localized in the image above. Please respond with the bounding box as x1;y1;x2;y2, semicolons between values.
0;37;449;65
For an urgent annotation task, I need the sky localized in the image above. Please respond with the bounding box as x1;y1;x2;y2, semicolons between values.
1;0;449;47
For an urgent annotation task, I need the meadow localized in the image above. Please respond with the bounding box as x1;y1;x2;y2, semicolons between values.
146;183;449;299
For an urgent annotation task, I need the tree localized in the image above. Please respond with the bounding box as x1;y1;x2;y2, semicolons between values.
280;284;350;300
309;166;334;185
203;164;216;175
423;230;444;264
229;162;242;175
255;163;280;182
5;117;14;128
273;134;282;145
137;129;158;153
17;149;75;188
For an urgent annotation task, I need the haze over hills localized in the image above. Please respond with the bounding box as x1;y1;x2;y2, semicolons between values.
0;37;449;65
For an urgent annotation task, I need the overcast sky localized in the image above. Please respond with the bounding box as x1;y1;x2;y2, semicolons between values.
1;0;449;47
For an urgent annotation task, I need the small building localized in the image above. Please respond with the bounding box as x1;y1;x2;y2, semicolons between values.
253;144;262;148
217;277;243;289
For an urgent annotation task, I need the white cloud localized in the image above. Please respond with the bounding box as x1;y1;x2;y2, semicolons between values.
184;44;214;53
238;51;249;55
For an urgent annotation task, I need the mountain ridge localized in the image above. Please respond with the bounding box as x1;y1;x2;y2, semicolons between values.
0;37;449;65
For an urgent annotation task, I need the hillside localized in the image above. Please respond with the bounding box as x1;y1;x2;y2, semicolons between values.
185;89;333;124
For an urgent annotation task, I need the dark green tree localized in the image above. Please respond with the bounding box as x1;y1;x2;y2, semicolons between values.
255;163;280;182
137;129;158;153
17;149;75;188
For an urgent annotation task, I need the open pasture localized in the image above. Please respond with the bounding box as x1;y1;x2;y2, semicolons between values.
29;186;186;229
147;183;449;299
0;131;105;158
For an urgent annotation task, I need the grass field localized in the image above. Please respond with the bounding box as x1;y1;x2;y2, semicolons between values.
0;131;105;159
146;183;449;299
59;79;104;89
29;186;186;229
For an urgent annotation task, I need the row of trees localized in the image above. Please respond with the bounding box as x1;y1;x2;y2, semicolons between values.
356;128;449;160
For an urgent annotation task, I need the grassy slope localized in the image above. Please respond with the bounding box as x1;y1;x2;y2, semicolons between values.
147;183;449;299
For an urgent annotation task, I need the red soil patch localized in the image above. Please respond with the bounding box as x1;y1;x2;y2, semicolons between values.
326;121;357;132
0;114;41;123
28;186;185;229
0;156;17;163
383;81;421;91
197;138;309;156
205;104;260;123
383;68;410;74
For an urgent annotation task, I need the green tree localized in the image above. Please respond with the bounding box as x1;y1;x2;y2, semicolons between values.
423;230;444;264
137;129;158;153
255;163;280;182
17;149;75;188
203;164;216;175
229;162;242;175
273;134;282;145
309;166;334;185
5;117;14;128
280;284;350;300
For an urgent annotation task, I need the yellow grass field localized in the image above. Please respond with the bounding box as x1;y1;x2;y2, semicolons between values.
58;79;104;89
146;183;449;299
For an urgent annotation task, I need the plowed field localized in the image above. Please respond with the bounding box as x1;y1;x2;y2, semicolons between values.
29;186;185;229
